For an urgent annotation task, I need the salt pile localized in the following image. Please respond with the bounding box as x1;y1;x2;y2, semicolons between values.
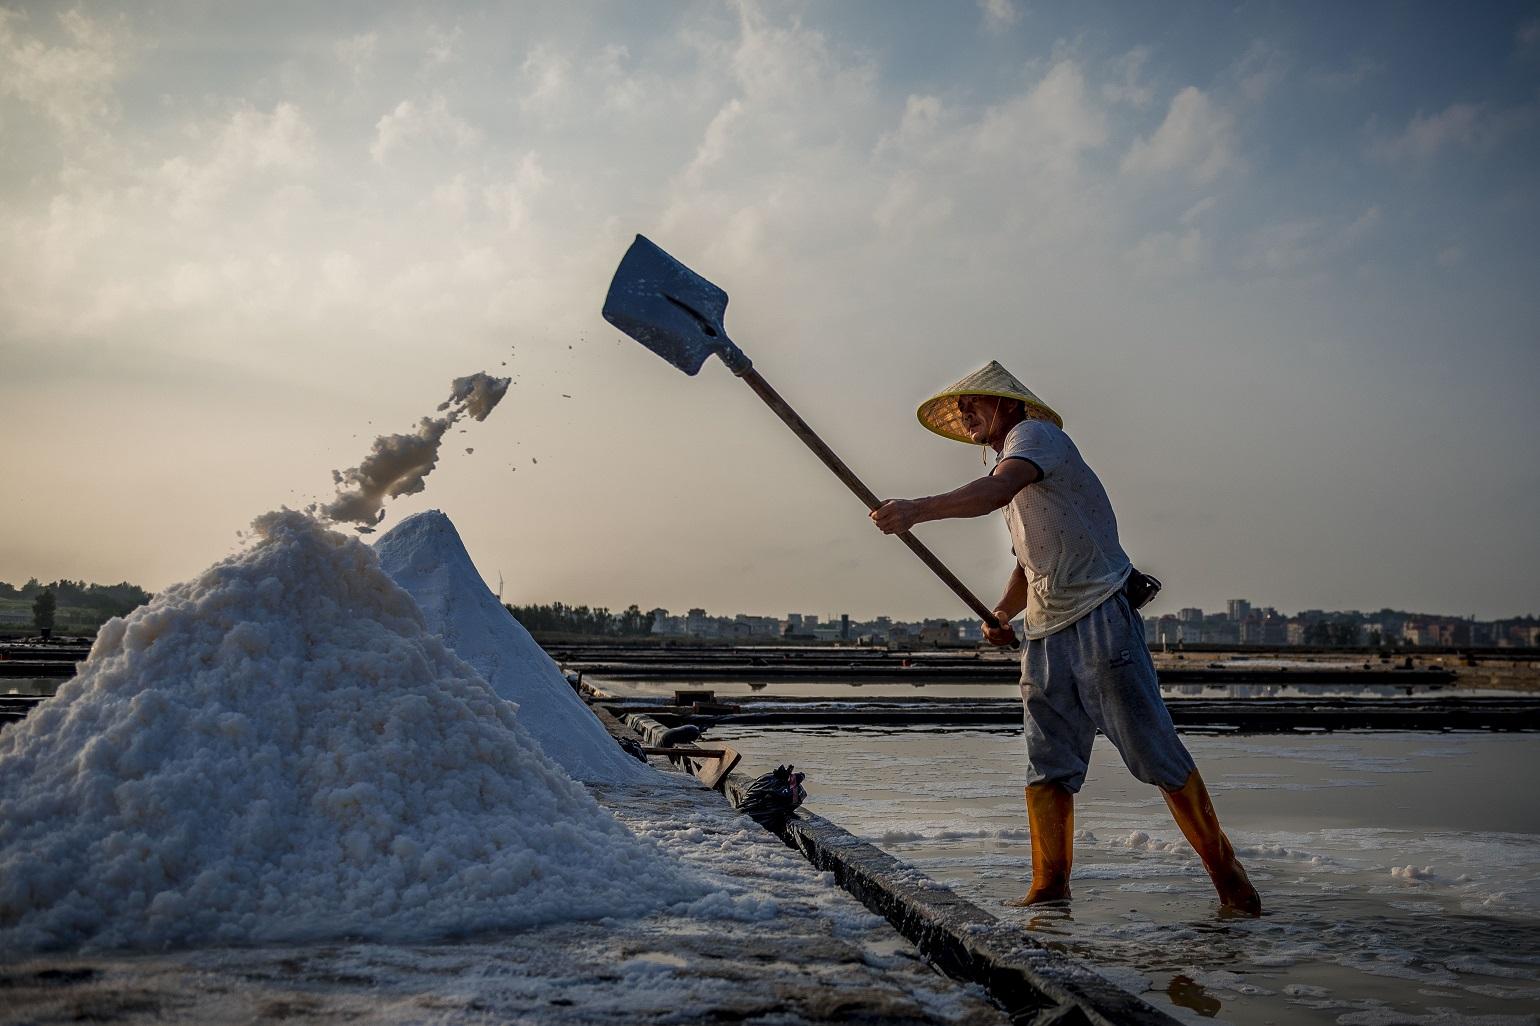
375;511;653;784
0;511;702;951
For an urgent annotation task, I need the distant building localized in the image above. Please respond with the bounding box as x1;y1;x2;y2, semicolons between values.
1202;613;1239;645
1227;599;1251;622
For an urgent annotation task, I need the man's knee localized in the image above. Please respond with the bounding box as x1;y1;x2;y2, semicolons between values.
1111;734;1195;791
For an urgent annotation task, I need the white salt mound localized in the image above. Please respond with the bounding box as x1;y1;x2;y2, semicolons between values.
374;510;653;784
0;511;702;951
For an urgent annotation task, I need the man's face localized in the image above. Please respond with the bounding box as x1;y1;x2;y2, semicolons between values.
957;395;1006;443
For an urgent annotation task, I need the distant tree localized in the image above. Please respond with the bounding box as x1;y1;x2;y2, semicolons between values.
32;589;56;632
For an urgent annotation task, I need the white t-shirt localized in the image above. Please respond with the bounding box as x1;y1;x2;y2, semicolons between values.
998;418;1132;639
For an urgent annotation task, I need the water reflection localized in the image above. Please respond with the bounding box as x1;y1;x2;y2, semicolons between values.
1;678;59;697
1166;974;1222;1017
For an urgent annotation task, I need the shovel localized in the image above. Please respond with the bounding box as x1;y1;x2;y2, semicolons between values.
602;234;1008;633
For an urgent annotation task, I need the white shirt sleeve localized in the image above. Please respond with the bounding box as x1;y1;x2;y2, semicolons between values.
1000;420;1067;478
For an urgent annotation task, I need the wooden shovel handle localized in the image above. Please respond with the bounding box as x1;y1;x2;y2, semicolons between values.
737;367;1005;631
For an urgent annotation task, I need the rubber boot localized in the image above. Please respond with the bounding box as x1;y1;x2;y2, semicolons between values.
1161;770;1262;916
1009;782;1074;905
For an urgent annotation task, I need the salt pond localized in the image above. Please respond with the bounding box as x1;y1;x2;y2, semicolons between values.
714;726;1540;1026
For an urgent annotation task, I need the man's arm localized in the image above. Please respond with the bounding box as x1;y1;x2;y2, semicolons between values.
983;564;1030;646
869;458;1040;535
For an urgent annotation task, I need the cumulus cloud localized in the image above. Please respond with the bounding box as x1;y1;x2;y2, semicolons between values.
483;154;549;232
370;95;480;163
974;60;1108;172
1242;204;1381;273
684;99;744;186
424;24;461;69
979;0;1020;33
159;103;315;219
0;7;126;132
1102;47;1154;108
519;43;570;114
1231;40;1287;103
1370;102;1488;162
1121;86;1237;184
873;172;952;234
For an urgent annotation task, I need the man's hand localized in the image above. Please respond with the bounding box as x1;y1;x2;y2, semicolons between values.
982;612;1019;647
870;499;922;535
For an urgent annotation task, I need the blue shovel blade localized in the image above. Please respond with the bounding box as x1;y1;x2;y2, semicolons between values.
602;235;734;376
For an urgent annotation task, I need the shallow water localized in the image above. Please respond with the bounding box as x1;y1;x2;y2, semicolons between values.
714;726;1540;1025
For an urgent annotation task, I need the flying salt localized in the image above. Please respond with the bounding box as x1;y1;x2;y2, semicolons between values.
321;373;510;532
0;511;702;951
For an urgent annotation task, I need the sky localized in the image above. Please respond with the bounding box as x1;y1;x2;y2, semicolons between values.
2;0;1537;622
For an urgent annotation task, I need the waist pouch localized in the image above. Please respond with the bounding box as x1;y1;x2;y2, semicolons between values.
1123;568;1162;610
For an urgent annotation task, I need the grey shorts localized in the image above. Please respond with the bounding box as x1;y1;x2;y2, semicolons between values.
1021;590;1195;793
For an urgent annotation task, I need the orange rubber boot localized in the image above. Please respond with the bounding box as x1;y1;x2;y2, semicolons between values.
1010;782;1074;905
1161;770;1262;916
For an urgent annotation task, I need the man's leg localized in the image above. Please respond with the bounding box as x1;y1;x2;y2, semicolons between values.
1160;769;1262;916
1073;592;1262;916
1010;629;1095;906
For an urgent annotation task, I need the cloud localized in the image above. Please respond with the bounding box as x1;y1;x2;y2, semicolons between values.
1102;47;1154;108
1231;40;1287;103
873;172;952;234
1371;97;1538;165
483;154;549;232
974;60;1107;173
1437;243;1465;267
334;31;377;81
1520;17;1540;55
370;95;480;163
1121;86;1236;184
0;7;127;132
1310;55;1384;90
683;99;744;186
423;24;461;69
1242;204;1380;273
979;0;1020;33
519;43;570;114
1127;227;1206;277
1180;196;1217;224
159;103;315;219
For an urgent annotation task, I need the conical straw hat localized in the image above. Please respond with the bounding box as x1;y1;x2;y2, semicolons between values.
916;360;1062;442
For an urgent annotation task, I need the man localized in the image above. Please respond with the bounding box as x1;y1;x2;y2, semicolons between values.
870;360;1260;916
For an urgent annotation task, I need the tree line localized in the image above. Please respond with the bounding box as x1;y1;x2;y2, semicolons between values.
503;602;654;637
2;578;153;632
